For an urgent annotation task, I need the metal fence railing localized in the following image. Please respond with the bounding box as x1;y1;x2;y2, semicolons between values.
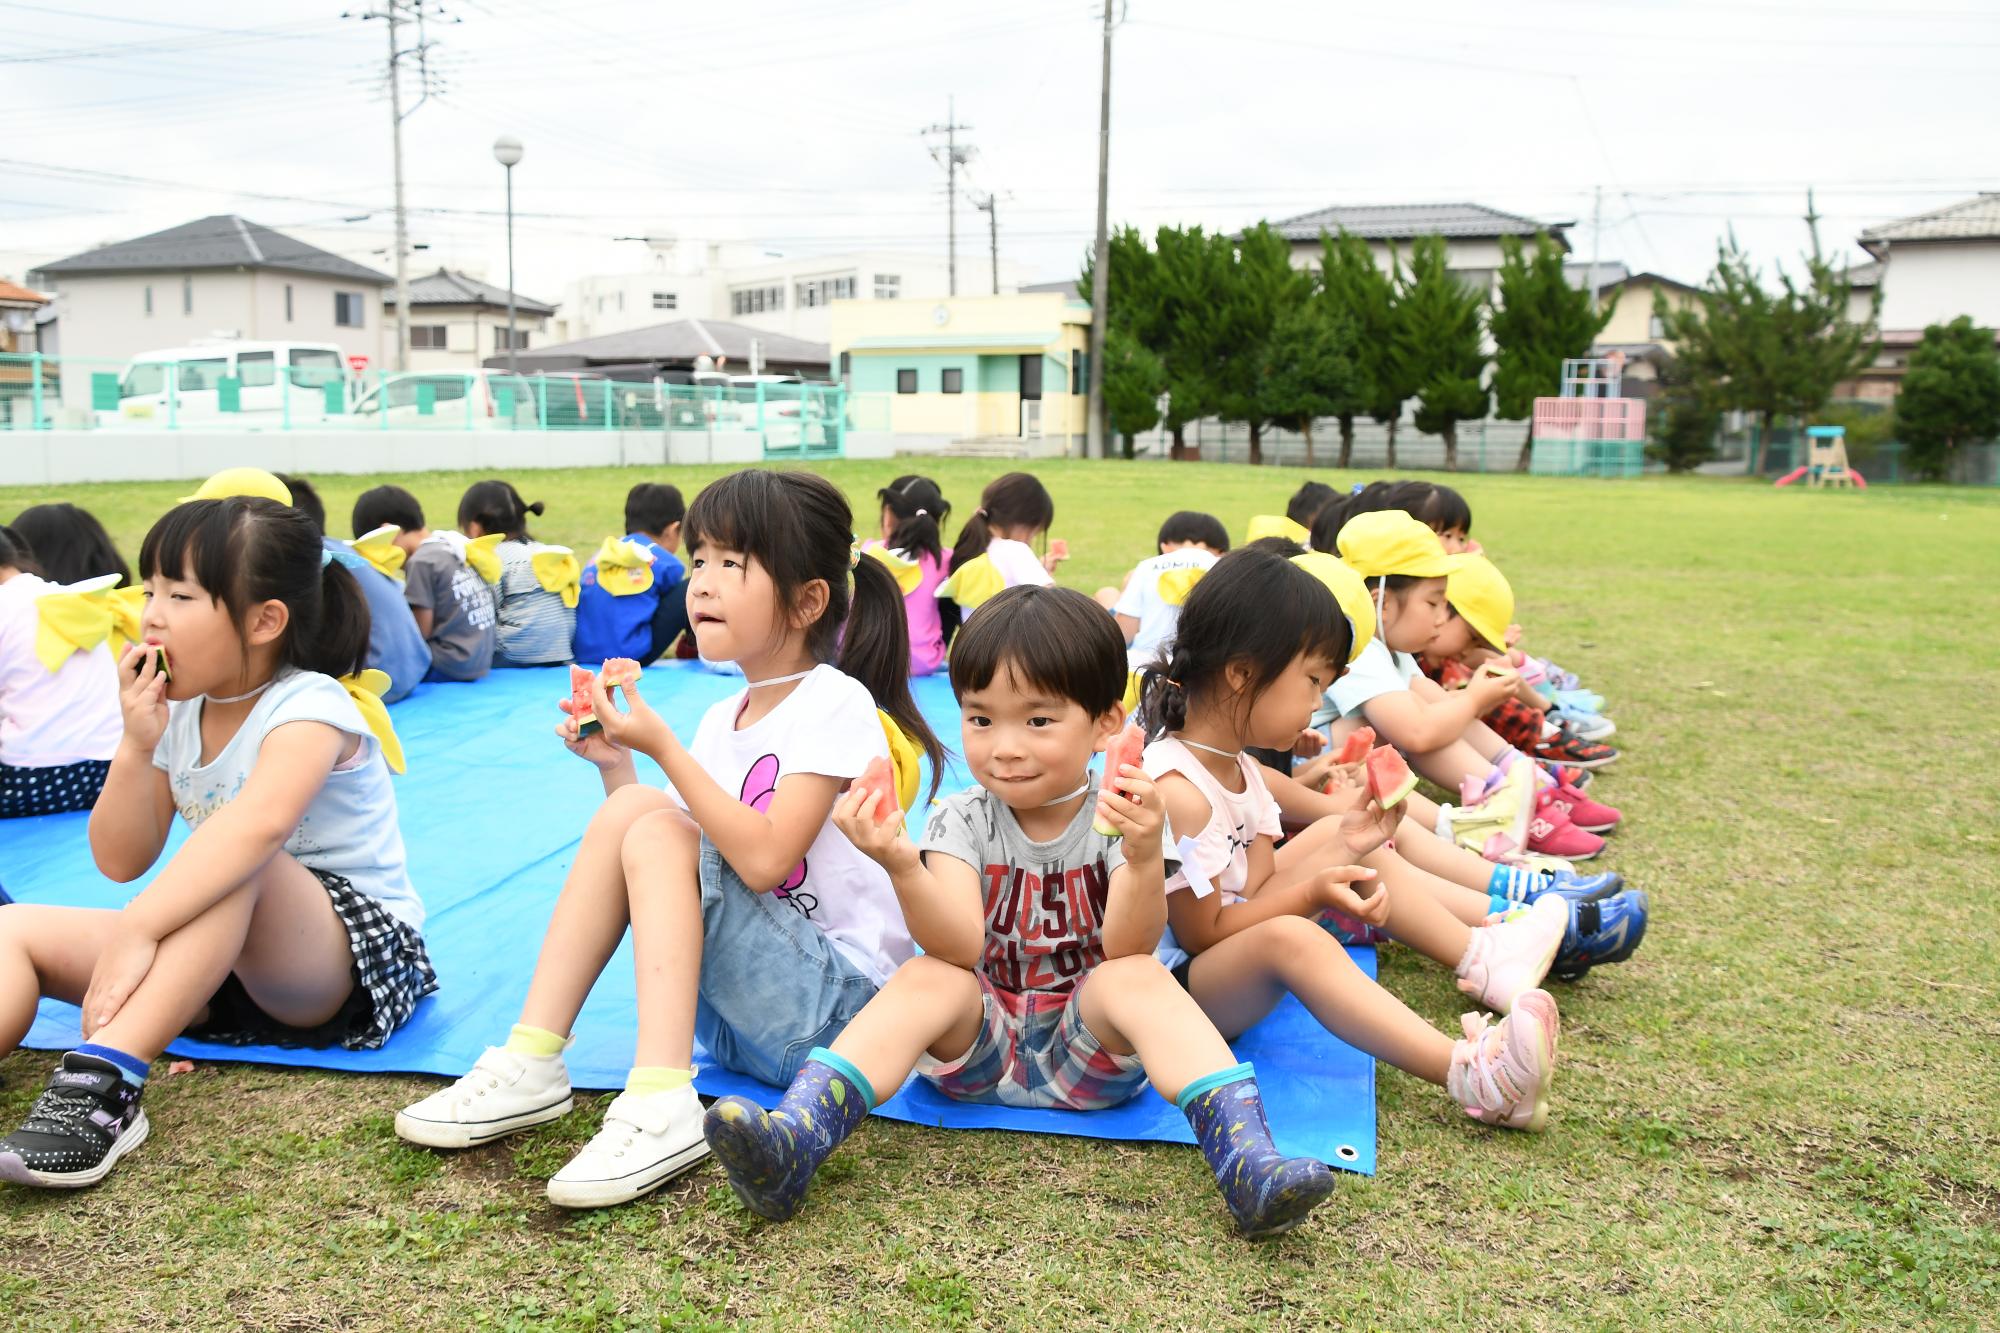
0;353;845;459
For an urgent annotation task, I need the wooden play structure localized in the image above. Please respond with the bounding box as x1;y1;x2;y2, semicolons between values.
1773;425;1866;489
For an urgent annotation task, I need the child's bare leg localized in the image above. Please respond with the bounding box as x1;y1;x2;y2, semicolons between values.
1410;738;1494;791
825;955;985;1098
1396;820;1509;910
1184;917;1451;1083
1359;846;1473;965
517;784;679;1037
1401;789;1441;831
621;806;707;1070
0;906;122;1054
91;854;352;1062
1073;955;1238;1101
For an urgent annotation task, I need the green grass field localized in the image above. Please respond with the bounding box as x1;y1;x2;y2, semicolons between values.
3;462;1998;1331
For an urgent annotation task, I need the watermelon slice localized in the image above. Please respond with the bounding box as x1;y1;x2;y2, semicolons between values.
1093;725;1147;836
132;641;171;684
600;657;641;689
1333;726;1376;766
1048;538;1069;560
853;755;901;824
1365;746;1418;809
568;664;602;737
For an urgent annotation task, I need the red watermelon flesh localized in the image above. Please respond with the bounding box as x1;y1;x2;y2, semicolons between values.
854;755;900;824
1334;726;1376;765
1365;746;1418;809
1093;725;1147;836
600;657;641;688
569;664;602;737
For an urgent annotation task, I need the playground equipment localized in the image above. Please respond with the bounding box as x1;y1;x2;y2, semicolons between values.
1530;354;1648;477
1773;425;1865;489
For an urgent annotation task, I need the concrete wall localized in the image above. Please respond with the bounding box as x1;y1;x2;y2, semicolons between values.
0;427;769;488
40;270;386;371
1876;242;2000;331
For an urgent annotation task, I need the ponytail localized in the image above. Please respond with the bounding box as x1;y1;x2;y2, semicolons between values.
309;556;373;678
457;479;542;540
949;471;1052;573
0;523;35;574
878;474;949;566
842;553;947;801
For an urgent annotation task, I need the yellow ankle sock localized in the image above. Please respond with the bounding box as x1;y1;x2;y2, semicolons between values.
504;1024;568;1059
626;1066;696;1097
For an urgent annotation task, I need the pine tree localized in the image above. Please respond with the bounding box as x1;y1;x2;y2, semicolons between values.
1211;222;1306;466
1317;230;1392;467
1102;326;1167;456
1260;300;1359;466
1896;316;2000;479
1490;232;1614;472
1400;235;1490;471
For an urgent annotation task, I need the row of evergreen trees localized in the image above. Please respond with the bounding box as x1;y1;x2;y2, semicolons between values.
1083;223;1610;470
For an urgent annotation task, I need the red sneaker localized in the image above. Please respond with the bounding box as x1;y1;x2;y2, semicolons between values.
1527;793;1605;860
1545;783;1621;834
1532;731;1619;770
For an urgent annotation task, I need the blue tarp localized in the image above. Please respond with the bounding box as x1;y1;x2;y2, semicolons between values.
5;662;1376;1172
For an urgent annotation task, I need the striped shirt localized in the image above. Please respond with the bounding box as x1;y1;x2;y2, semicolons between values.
492;540;576;667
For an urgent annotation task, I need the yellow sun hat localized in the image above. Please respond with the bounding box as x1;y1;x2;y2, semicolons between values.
1445;553;1514;652
1335;509;1467;580
1245;514;1310;546
179;467;292;506
1289;551;1374;664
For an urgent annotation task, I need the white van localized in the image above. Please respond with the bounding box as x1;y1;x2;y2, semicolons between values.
107;341;350;426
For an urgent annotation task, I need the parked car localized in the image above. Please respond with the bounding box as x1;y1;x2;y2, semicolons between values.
348;370;542;429
105;341;350;426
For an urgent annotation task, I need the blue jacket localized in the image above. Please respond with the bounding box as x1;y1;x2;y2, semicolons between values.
572;533;685;666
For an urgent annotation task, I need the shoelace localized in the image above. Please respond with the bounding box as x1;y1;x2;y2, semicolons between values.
19;1084;112;1139
1452;1014;1524;1113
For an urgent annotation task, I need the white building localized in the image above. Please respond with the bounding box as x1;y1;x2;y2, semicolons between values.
30;215;391;369
548;236;1024;349
1858;195;2000;332
386;268;555;373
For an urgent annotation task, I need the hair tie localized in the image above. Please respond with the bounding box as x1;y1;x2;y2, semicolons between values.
974;507;988;519
321;547;335;569
849;537;861;571
914;508;928;518
1165;678;1184;691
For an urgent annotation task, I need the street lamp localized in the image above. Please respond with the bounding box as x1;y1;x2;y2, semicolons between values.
492;134;524;373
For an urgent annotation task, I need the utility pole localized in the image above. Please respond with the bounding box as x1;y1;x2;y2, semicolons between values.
351;1;446;373
975;193;999;294
1804;186;1823;261
1587;183;1602;316
921;99;974;296
1085;2;1118;459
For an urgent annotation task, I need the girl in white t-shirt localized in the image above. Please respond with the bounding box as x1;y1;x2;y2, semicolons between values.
1142;547;1565;1133
396;469;946;1211
937;471;1065;623
0;525;122;818
0;497;433;1190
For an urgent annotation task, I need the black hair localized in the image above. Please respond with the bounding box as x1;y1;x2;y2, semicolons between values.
684;469;945;798
1400;481;1473;537
948;471;1054;574
0;523;35;575
947;584;1127;719
1243;534;1306;559
1140;547;1350;740
624;482;686;538
878;474;950;566
9;503;132;588
274;474;326;536
139;497;371;684
1285;481;1337;529
352;484;425;539
457;479;543;541
1155;511;1229;553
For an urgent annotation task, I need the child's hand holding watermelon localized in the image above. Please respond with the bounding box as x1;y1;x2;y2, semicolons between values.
832;758;918;873
1092;726;1161;855
115;642;170;753
1337;790;1399;859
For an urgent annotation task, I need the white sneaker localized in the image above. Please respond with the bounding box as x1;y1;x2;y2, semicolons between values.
394;1047;574;1149
546;1085;710;1209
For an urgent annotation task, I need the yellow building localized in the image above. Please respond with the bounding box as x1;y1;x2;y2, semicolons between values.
831;293;1090;453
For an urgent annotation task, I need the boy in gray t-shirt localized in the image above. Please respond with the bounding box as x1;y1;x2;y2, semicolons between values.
404;537;498;683
698;584;1337;1240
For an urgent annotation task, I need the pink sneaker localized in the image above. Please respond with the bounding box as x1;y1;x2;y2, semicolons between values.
1545;782;1621;834
1454;895;1566;1012
1447;989;1560;1131
1528;792;1604;860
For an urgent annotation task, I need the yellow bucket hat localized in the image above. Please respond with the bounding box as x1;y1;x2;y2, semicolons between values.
1245;514;1310;546
1335;510;1466;580
180;467;292;506
1445;554;1514;651
1289;551;1374;664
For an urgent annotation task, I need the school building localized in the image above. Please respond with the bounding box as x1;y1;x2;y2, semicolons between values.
830;293;1091;456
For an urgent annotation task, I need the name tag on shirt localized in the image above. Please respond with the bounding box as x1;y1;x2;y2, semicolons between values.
1174;835;1216;898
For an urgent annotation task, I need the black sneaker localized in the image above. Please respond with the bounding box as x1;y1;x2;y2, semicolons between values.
0;1053;149;1188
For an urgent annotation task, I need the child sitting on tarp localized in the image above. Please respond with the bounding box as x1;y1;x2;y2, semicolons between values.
0;523;123;819
457;481;577;669
573;482;688;667
352;485;498;685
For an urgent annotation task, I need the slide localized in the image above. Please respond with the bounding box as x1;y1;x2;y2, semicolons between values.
1774;466;1808;486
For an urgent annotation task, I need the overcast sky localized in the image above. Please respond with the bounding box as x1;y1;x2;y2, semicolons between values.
5;0;1996;306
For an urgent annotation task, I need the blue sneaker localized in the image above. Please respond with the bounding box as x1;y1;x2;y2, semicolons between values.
1544;869;1625;902
1550;890;1648;981
0;881;11;906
